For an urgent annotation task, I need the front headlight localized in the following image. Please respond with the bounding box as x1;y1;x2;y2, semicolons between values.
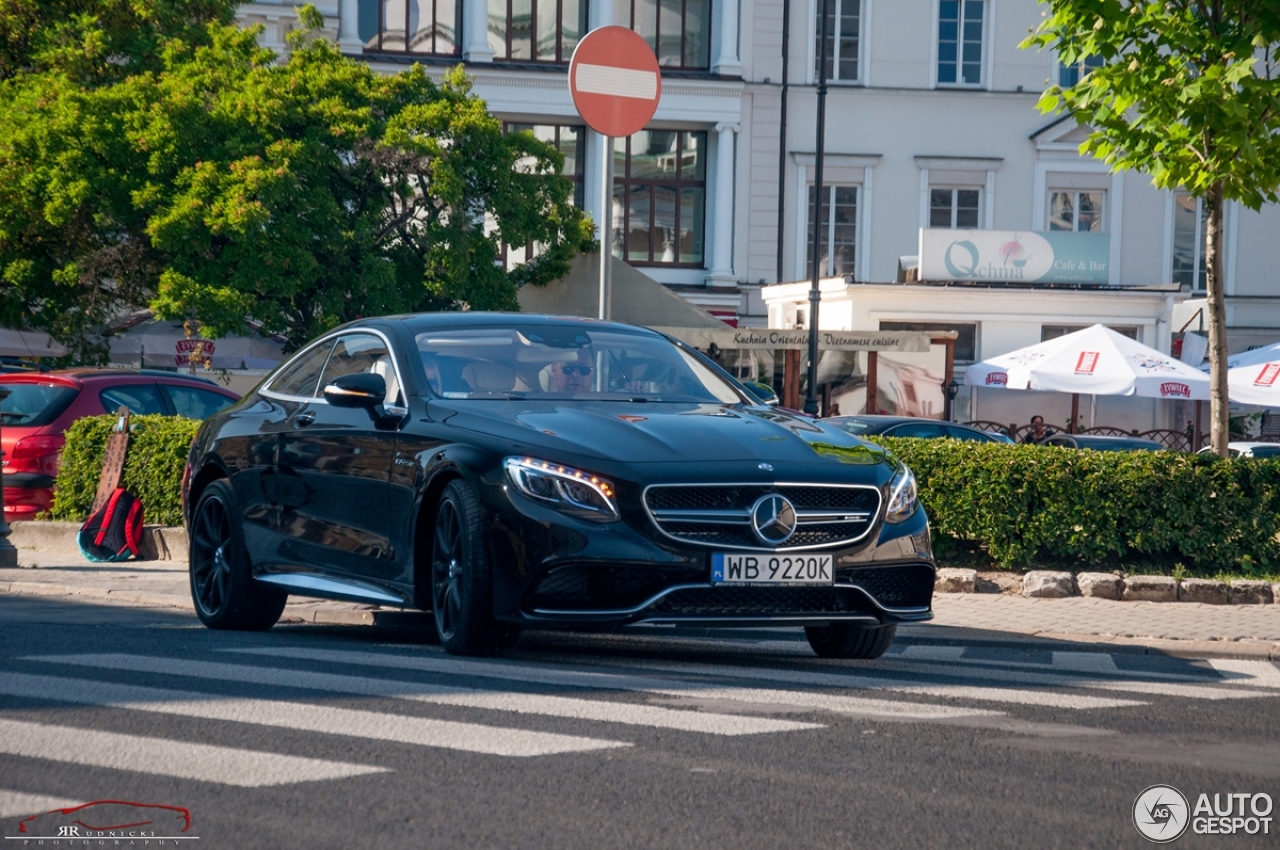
884;465;918;524
504;457;620;522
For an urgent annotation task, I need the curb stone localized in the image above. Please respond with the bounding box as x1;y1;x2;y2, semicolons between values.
931;569;1278;606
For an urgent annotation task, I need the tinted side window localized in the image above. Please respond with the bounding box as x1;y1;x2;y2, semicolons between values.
887;423;945;439
100;384;167;416
161;385;236;420
268;341;335;398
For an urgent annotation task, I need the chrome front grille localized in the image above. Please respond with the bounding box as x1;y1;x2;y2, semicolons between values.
643;483;882;551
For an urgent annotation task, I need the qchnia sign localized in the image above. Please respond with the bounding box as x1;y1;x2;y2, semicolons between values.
650;327;935;352
919;228;1111;285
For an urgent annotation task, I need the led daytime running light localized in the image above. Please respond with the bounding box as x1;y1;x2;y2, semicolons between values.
504;457;620;521
885;465;918;524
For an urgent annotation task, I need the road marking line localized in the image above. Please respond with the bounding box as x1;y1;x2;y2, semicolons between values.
226;647;1005;715
1085;680;1276;701
0;788;81;818
0;672;627;757
1207;659;1280;688
27;654;821;736
646;686;999;719
1052;652;1120;674
0;719;383;787
895;646;967;662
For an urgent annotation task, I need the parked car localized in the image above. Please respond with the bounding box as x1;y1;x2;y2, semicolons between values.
1196;442;1280;458
826;415;1014;443
182;314;936;659
1040;434;1164;452
0;369;239;519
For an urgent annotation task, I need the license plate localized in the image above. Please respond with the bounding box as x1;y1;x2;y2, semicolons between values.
711;553;833;586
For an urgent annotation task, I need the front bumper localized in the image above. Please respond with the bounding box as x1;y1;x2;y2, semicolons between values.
481;474;935;629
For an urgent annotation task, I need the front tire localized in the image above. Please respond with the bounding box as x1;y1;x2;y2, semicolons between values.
189;479;287;631
431;480;519;655
804;623;897;659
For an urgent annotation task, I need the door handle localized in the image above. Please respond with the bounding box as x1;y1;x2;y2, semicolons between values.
294;411;315;427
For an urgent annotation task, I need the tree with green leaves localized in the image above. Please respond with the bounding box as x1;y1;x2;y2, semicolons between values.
1024;1;1280;456
0;5;592;355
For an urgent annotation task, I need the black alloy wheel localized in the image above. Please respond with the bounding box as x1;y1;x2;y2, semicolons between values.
189;479;287;631
431;480;520;655
804;623;897;659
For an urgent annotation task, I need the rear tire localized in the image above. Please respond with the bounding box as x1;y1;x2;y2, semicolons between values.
431;480;520;655
189;480;287;631
804;623;896;659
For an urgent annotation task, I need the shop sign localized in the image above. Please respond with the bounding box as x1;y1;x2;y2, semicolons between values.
919;228;1111;285
651;327;935;352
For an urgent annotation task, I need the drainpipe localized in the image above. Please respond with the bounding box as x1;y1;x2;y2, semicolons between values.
774;0;791;284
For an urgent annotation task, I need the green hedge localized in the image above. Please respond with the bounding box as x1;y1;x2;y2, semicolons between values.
51;415;202;527
876;437;1280;573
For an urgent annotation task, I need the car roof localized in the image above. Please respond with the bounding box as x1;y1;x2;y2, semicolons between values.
0;368;235;393
392;312;667;336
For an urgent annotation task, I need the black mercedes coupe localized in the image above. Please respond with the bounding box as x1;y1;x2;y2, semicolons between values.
182;313;935;659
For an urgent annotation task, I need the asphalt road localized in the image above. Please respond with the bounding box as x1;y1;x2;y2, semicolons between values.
2;595;1279;849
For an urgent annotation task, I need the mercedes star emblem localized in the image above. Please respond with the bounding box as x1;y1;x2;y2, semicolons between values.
750;494;798;546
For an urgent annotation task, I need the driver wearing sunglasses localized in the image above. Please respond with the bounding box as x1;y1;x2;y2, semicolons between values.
546;348;594;393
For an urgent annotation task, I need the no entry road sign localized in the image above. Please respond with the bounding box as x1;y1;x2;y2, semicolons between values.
568;26;662;138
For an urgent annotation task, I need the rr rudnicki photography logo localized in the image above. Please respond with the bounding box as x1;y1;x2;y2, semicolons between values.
6;799;196;844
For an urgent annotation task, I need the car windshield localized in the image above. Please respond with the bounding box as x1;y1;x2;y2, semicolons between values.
414;326;744;403
0;382;78;426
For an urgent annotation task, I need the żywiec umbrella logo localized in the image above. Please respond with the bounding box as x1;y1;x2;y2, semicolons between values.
1255;363;1280;387
1160;382;1191;398
985;372;1008;386
1075;351;1100;374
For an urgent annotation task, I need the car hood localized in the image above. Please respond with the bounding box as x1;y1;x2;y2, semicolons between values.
440;401;889;467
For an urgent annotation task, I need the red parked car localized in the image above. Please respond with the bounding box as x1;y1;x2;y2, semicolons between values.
0;369;240;519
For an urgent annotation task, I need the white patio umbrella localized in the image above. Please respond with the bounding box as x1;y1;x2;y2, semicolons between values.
965;323;1210;430
1218;341;1280;407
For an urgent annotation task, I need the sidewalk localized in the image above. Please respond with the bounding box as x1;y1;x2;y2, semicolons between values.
3;554;1280;659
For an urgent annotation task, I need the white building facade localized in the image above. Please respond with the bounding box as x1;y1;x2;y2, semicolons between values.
237;0;1280;428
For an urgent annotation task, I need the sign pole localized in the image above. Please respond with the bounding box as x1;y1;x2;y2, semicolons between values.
804;0;832;416
599;135;613;320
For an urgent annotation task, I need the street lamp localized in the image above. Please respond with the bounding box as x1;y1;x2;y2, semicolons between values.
803;0;832;416
0;387;17;567
943;377;962;422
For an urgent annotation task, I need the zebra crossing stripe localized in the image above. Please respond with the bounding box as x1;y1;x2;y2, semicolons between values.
0;788;80;818
224;647;1007;716
0;672;627;757
0;719;384;787
1207;659;1280;688
26;654;823;736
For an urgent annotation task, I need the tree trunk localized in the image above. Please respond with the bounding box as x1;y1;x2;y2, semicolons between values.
1204;179;1230;457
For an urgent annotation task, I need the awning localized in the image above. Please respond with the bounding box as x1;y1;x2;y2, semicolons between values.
0;329;67;358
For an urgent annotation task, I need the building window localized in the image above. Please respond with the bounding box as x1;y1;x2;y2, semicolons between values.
614;0;711;69
815;0;861;82
1172;191;1210;291
929;187;981;228
500;124;585;269
488;0;585;62
612;130;706;266
367;0;461;55
1048;190;1105;232
937;0;983;85
805;184;858;278
1059;54;1103;87
880;321;976;362
1042;325;1138;342
504;123;586;206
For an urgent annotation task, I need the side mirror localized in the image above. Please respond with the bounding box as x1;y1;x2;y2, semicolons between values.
323;372;386;408
746;382;780;405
